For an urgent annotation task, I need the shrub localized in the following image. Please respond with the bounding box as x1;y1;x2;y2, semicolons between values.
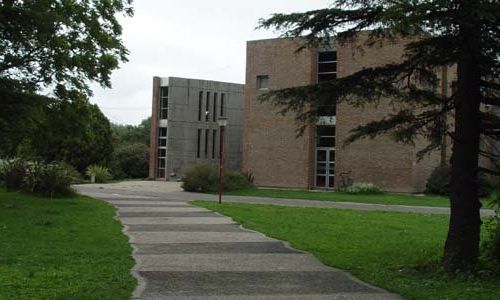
23;161;44;193
113;143;149;178
86;165;111;183
482;192;500;262
426;166;493;197
36;162;75;196
344;182;384;194
425;166;450;195
57;161;84;184
181;165;218;192
181;165;253;192
224;171;253;191
0;158;27;190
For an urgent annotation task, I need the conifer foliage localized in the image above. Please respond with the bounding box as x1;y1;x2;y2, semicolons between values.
259;0;500;271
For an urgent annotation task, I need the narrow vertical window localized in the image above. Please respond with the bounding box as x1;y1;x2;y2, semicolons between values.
212;129;217;159
205;92;210;121
198;91;203;121
317;51;337;82
196;129;201;158
220;93;225;117
159;87;169;119
156;127;167;178
213;92;218;122
205;129;209;157
317;51;337;116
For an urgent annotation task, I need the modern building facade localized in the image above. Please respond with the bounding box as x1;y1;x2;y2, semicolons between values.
149;77;244;181
243;34;452;193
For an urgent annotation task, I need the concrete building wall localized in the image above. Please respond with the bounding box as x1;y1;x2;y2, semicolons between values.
243;38;316;188
149;77;244;181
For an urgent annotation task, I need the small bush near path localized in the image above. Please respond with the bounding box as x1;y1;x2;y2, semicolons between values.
194;201;500;300
426;166;493;197
182;164;253;192
85;164;112;183
344;182;383;194
0;188;136;299
0;159;77;196
1;158;27;190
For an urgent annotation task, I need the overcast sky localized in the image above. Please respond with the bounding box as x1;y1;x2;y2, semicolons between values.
89;0;332;125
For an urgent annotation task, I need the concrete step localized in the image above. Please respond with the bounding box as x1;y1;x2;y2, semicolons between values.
127;224;244;232
128;231;272;244
120;217;235;225
119;211;216;218
134;254;333;272
134;242;300;255
137;271;394;298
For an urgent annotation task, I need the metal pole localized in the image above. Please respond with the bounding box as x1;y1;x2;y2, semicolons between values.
218;126;225;204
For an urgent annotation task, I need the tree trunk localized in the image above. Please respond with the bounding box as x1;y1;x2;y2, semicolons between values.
443;0;482;271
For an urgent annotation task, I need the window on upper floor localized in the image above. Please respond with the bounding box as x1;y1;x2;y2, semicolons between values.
213;92;218;122
318;51;337;83
257;75;269;90
205;92;210;121
220;93;225;117
159;87;169;119
198;91;203;121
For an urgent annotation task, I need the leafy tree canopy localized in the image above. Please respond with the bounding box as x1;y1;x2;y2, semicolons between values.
0;0;133;97
111;117;151;146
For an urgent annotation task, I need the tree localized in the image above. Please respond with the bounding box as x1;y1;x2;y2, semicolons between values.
0;0;133;97
258;0;499;271
28;98;114;172
114;143;149;178
109;117;151;179
111;117;151;146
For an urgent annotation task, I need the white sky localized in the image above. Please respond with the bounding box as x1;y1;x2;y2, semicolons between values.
90;0;332;125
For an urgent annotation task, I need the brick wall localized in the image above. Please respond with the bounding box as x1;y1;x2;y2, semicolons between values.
148;77;160;179
335;33;442;192
243;38;316;188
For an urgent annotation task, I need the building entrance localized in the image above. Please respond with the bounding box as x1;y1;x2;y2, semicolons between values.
315;147;335;188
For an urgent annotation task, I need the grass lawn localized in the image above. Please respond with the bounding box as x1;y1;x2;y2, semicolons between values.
0;188;136;299
194;200;500;300
223;187;496;208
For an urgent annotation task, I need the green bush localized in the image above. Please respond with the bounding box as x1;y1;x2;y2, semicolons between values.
224;171;253;191
0;159;76;196
345;183;384;194
57;161;83;184
85;165;111;183
181;165;253;192
113;143;149;178
23;161;44;193
426;166;493;197
0;158;27;190
36;162;75;196
482;192;500;262
181;165;218;192
425;166;450;195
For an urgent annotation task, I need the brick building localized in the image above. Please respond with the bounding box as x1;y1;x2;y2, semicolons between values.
149;77;244;181
243;34;452;193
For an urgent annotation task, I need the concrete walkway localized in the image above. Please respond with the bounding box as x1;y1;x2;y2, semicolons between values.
75;182;401;299
75;181;495;216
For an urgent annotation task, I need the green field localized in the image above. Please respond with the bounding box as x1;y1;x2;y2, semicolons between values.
194;200;500;300
0;189;136;299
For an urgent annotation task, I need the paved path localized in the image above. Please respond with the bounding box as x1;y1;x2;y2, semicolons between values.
75;181;495;216
75;182;401;299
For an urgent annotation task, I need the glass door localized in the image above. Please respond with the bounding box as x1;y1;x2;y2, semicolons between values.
315;147;335;188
